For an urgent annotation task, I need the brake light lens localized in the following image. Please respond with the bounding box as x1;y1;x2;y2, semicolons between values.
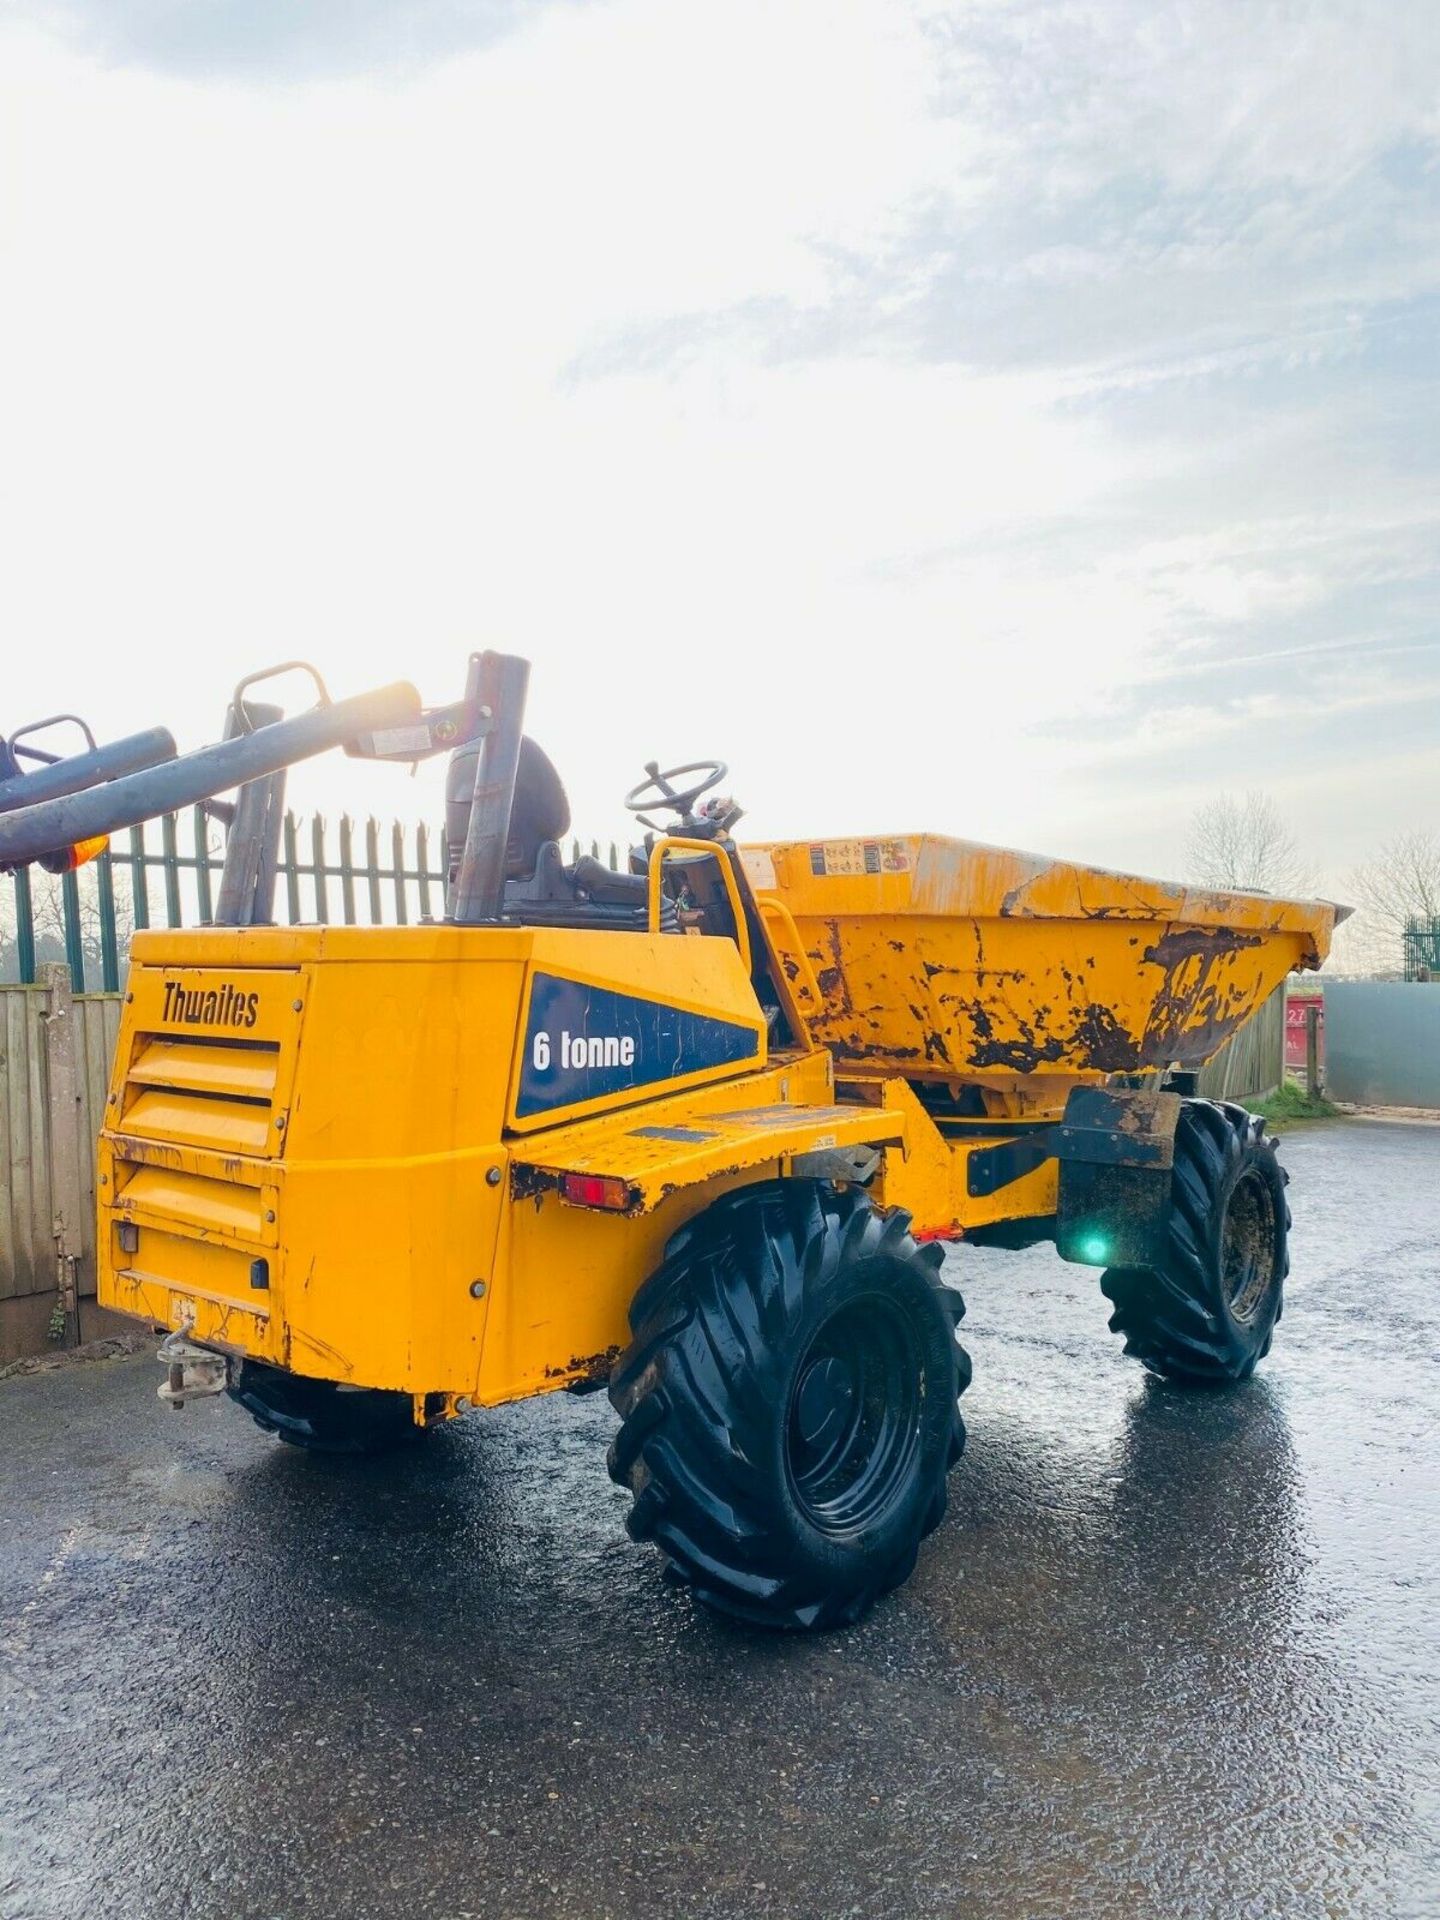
560;1173;632;1211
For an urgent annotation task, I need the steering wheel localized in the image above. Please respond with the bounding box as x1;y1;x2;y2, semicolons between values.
624;759;728;820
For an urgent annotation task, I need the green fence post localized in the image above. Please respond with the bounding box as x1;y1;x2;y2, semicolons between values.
339;816;356;924
129;823;150;931
391;821;408;925
96;849;120;992
193;805;214;923
311;816;329;921
61;866;86;990
365;818;382;923
283;811;301;923
416;822;432;920
161;812;182;926
14;867;36;984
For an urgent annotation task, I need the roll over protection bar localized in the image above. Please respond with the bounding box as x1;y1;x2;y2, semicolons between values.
0;652;536;932
0;681;421;872
449;650;531;925
0;726;177;816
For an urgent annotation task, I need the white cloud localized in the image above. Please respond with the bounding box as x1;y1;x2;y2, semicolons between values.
0;0;1436;894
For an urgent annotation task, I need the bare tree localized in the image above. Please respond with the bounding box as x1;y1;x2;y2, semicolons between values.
28;864;135;980
1348;829;1440;975
1186;791;1310;894
0;884;19;982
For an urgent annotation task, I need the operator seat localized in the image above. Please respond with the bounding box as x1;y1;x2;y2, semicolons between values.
444;737;670;931
445;735;571;881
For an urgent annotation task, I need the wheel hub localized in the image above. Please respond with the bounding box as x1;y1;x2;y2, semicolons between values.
793;1355;857;1451
784;1293;924;1536
1222;1167;1277;1325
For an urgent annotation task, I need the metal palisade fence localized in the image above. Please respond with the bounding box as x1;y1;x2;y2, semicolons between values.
2;809;623;989
1404;916;1440;981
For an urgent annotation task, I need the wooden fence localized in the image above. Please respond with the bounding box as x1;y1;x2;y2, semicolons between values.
0;971;123;1361
1196;984;1285;1104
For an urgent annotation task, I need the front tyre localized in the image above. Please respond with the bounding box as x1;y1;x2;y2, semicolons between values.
228;1361;421;1454
608;1181;970;1631
1102;1100;1290;1386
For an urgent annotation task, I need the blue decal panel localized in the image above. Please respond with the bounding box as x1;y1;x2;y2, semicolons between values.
516;973;760;1119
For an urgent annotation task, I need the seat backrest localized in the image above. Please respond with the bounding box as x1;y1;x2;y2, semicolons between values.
445;736;571;879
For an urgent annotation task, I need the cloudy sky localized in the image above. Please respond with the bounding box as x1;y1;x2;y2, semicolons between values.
2;0;1437;909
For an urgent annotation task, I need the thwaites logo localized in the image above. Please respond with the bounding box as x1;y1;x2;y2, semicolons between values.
161;979;260;1029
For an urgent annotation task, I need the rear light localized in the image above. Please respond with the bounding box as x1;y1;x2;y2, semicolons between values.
38;834;109;874
117;1221;139;1255
560;1173;632;1212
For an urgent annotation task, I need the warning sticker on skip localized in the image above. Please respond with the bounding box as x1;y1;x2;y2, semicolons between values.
807;840;910;878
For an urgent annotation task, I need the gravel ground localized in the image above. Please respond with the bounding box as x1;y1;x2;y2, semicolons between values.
1;1116;1436;1920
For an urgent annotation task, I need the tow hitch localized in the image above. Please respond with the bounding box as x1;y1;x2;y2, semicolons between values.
156;1334;229;1410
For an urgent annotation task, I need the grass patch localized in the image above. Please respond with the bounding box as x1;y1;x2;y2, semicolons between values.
1250;1081;1341;1125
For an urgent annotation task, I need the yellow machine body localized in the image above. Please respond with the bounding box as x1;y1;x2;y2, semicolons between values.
743;834;1338;1095
98;923;890;1407
97;836;1341;1414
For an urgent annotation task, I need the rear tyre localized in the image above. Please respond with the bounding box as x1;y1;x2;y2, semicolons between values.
1101;1100;1289;1386
228;1361;420;1455
608;1180;970;1630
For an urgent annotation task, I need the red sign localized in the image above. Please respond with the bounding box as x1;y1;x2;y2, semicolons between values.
1285;997;1324;1072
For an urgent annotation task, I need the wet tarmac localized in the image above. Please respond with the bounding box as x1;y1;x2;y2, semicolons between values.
2;1116;1437;1920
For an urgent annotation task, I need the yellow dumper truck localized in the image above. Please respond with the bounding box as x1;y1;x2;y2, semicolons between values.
0;655;1343;1627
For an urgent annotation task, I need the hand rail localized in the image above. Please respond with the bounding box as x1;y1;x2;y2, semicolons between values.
752;893;824;1025
645;837;752;976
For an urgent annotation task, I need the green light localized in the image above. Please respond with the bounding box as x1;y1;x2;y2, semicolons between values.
1078;1234;1110;1266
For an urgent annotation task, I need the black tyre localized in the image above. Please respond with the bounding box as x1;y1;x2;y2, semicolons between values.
607;1180;970;1630
1101;1100;1290;1385
228;1360;421;1455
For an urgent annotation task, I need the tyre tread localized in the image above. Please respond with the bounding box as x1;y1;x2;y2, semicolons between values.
608;1180;970;1629
1101;1099;1288;1387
